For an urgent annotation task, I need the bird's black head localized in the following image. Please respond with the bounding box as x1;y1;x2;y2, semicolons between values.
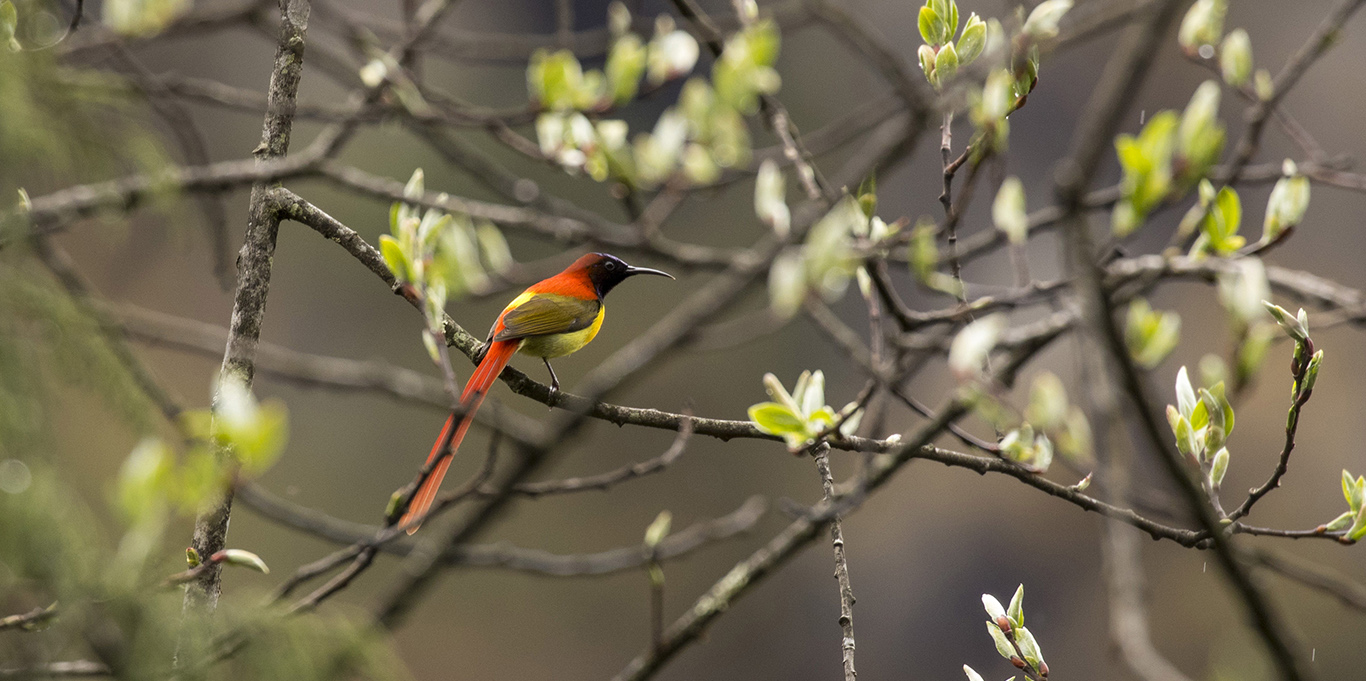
573;253;674;298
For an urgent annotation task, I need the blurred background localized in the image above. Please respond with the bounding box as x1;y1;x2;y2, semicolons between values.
16;0;1366;678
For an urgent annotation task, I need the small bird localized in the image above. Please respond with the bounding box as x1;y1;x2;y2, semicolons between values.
401;252;673;532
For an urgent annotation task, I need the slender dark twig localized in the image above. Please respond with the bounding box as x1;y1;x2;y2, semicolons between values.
811;443;858;681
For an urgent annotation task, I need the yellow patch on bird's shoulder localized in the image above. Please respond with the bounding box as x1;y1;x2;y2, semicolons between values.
503;289;538;312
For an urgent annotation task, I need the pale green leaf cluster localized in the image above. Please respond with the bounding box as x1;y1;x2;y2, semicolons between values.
979;585;1043;673
1220;29;1253;87
1263;159;1311;243
948;314;1006;381
1113;82;1225;236
992;177;1027;244
1325;470;1366;542
1178;0;1226;56
379;168;515;321
768;195;897;318
979;372;1093;467
1021;0;1073;41
748;370;863;450
1263;301;1309;344
915;0;993;89
754;159;790;236
1125;298;1181;369
1263;301;1322;422
643;510;672;549
1165;366;1235;488
207;374;290;477
531;6;779;189
118;377;290;531
1185;180;1244;257
1216;257;1270;331
999;424;1053;473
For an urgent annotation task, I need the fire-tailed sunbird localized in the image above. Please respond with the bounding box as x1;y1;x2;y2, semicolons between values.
401;252;673;532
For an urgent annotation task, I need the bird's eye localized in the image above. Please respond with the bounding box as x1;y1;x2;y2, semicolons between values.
605;261;617;270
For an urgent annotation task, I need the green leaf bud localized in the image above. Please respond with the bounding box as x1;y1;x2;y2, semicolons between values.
1022;0;1072;41
1210;447;1230;487
1178;0;1226;55
993;176;1028;244
919;6;945;46
949;314;1006;381
644;510;672;548
1006;584;1025;628
1220;29;1252;87
934;41;960;86
218;548;270;574
956;14;987;66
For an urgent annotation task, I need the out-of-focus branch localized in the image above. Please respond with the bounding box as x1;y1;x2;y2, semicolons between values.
1250;549;1366;612
612;320;1058;681
1222;0;1366;186
1052;1;1313;678
0;659;111;678
238;483;767;577
0;604;57;632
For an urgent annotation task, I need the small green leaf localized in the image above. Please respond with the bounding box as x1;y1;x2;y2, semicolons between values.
1302;350;1323;393
116;438;173;523
1022;0;1073;40
643;510;672;548
1026;373;1068;431
1220;29;1252;87
1345;470;1363;513
949;314;1007;381
1254;68;1274;100
1264;164;1310;242
1210;447;1230;487
918;7;945;46
1178;0;1225;53
1263;301;1308;342
755;159;790;236
987;622;1015;659
1015;626;1044;668
956;14;986;66
647;19;699;85
1006;584;1025;628
993;177;1028;244
218;548;270;574
934;41;959;86
963;665;986;681
1325;510;1354;532
1175;366;1197;418
606;34;646;105
749;403;806;435
0;0;18;51
1349;505;1366;542
982;593;1007;620
403;168;425;200
800;370;826;419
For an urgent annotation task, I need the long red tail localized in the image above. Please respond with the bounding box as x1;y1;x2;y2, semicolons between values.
400;339;518;533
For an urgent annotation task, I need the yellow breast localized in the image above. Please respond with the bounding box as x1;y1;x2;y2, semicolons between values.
516;305;605;359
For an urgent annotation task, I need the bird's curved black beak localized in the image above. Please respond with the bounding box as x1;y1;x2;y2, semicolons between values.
626;265;674;279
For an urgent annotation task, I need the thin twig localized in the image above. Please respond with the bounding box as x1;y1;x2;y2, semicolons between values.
811;443;857;681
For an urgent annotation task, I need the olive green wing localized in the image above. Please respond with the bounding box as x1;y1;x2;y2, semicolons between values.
493;294;601;341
